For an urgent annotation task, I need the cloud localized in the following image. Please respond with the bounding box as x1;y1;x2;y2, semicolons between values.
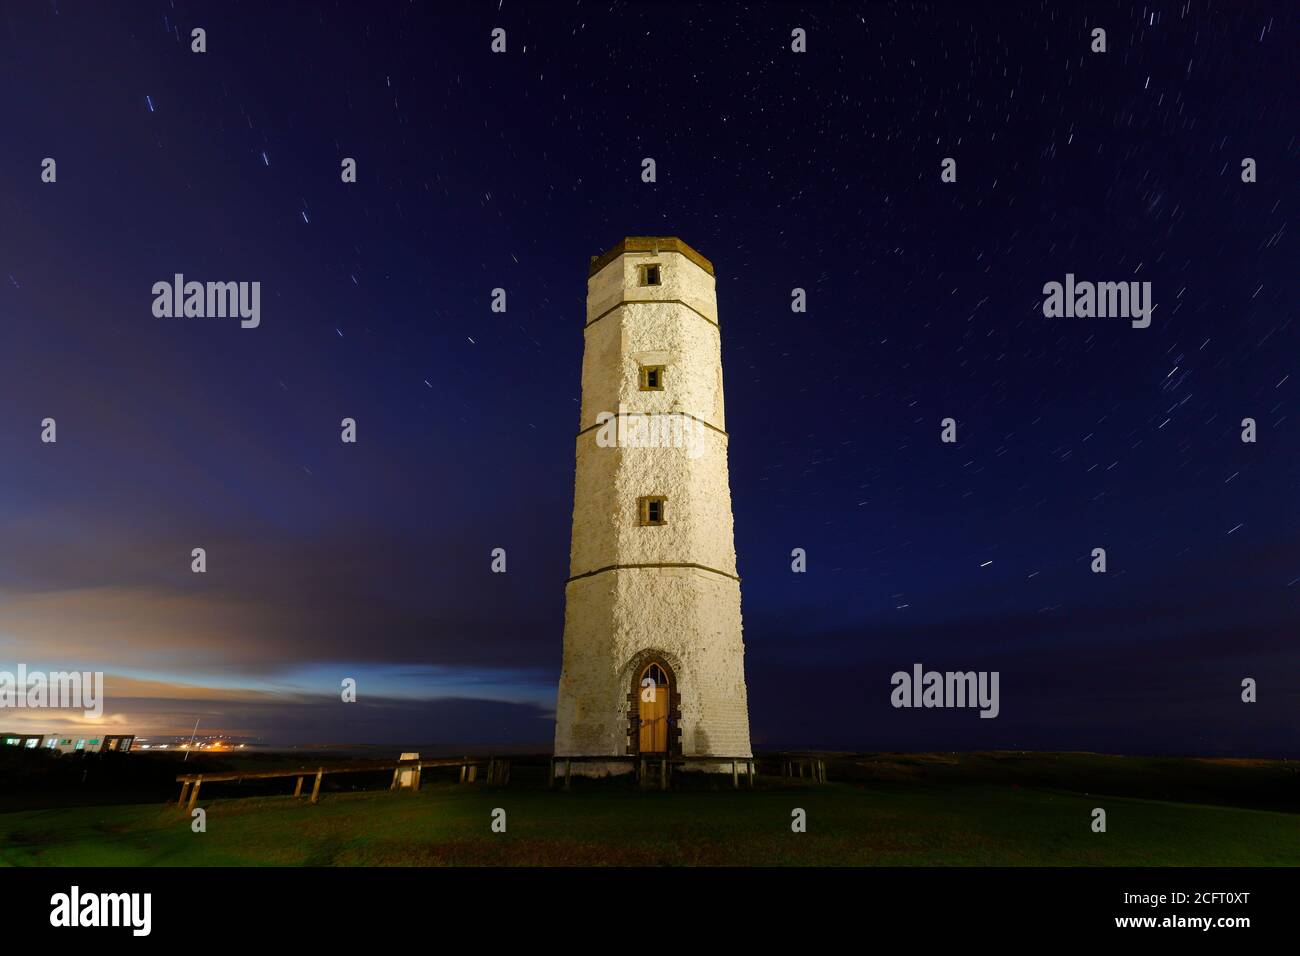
0;676;556;747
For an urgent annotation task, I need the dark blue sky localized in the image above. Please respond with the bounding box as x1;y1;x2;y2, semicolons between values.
1;1;1295;755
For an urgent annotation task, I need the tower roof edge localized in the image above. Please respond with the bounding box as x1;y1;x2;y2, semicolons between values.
588;237;714;278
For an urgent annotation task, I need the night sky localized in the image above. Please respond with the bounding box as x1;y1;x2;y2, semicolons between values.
1;2;1295;756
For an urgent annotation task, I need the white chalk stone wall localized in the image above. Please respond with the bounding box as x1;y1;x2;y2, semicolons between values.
554;239;753;770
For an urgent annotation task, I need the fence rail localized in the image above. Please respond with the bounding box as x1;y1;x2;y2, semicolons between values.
174;756;506;811
778;756;828;783
173;752;829;808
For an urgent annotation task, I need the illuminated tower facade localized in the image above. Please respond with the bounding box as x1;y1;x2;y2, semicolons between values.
553;237;752;774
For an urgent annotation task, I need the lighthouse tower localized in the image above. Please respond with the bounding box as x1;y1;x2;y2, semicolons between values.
553;237;753;775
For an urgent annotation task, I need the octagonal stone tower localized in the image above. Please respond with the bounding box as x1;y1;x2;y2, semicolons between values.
553;237;753;775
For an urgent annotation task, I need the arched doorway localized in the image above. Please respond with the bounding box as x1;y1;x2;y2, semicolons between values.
637;662;671;754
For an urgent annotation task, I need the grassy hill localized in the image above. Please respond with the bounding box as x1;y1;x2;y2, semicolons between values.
2;751;1296;866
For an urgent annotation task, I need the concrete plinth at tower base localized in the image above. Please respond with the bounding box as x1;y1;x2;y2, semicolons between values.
553;759;636;780
550;754;757;788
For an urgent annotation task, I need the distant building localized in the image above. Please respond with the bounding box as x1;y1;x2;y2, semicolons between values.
2;733;136;754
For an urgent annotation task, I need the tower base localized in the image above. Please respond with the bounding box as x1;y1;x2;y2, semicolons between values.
550;754;755;781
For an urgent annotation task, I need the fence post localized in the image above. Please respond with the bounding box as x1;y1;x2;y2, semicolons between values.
187;777;202;813
294;776;304;797
177;780;191;809
309;769;323;804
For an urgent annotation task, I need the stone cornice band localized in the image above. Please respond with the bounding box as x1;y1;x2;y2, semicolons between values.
585;298;719;331
575;410;727;439
565;562;741;585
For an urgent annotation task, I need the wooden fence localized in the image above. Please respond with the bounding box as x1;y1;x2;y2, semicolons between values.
175;752;831;809
174;756;507;811
780;756;828;783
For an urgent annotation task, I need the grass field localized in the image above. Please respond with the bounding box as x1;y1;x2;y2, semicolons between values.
2;752;1296;866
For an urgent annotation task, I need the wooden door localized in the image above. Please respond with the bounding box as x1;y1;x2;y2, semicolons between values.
638;663;670;753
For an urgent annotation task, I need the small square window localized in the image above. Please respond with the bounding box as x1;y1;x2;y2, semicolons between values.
639;365;665;391
640;264;661;286
638;496;667;526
